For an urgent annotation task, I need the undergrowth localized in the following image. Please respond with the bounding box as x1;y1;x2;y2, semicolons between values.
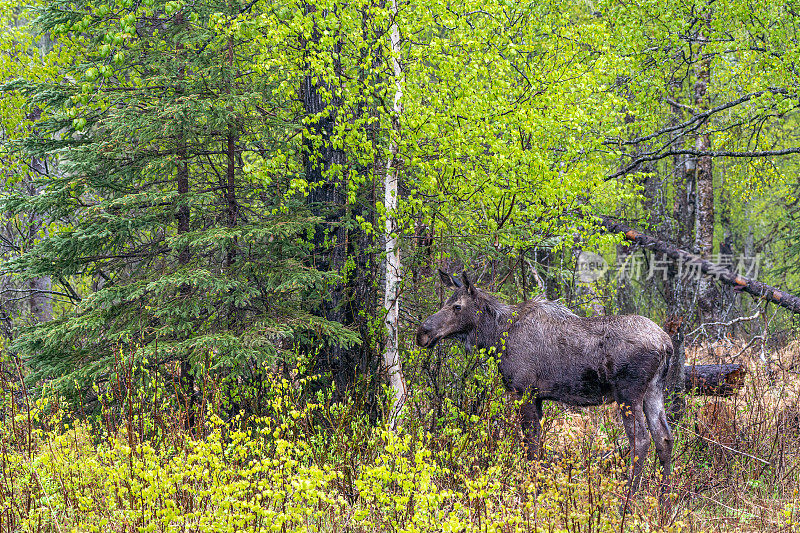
0;342;798;532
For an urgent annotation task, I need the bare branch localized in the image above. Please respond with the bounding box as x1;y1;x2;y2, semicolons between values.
604;88;793;147
606;146;800;180
600;217;800;314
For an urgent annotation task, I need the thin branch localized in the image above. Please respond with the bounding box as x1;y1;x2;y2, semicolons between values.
686;311;761;339
604;88;793;147
683;425;770;465
0;287;80;299
607;146;800;180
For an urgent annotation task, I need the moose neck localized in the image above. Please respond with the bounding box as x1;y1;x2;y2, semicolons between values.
469;294;514;352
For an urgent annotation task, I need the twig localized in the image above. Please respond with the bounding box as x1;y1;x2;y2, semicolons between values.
685;490;743;514
732;335;765;361
687;311;762;339
682;426;770;465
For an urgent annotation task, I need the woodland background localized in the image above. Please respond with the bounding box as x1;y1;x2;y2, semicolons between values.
1;0;800;530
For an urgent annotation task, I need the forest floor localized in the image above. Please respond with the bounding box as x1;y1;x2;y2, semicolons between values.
0;340;798;532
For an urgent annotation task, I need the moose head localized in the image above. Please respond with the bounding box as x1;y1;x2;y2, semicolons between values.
416;269;482;349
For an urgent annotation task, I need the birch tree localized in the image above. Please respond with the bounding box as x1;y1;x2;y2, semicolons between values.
383;0;406;426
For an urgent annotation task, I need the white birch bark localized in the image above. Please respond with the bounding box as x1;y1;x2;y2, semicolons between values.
384;0;407;428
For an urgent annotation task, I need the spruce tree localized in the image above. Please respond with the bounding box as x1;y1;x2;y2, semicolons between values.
1;0;361;409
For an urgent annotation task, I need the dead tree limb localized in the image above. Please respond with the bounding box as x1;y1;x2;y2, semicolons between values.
600;217;800;315
685;364;747;397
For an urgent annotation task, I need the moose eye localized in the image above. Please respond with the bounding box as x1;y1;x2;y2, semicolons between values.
453;304;462;312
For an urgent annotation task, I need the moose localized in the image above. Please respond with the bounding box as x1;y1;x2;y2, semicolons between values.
417;270;673;508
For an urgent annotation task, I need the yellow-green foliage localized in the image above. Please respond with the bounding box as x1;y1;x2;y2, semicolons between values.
4;355;800;533
1;381;680;533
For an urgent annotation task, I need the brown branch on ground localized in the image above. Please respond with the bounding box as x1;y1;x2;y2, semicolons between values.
685;364;747;397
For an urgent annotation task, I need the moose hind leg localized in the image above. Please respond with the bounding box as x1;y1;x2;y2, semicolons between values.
520;398;543;460
643;379;673;499
618;398;650;512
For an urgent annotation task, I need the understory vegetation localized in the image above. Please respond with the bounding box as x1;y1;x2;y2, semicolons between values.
2;341;798;532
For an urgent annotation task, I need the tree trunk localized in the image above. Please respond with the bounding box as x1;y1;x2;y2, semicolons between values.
693;14;717;324
303;82;349;393
664;86;694;418
27;23;54;325
301;4;361;397
175;13;193;429
383;0;407;427
27;156;53;324
28;277;52;323
225;38;239;269
177;133;194;430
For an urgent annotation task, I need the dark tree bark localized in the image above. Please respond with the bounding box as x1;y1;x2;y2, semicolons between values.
300;5;375;400
225;39;239;268
301;74;353;395
685;364;746;397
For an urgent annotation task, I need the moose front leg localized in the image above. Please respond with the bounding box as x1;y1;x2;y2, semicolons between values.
520;397;544;460
618;398;650;514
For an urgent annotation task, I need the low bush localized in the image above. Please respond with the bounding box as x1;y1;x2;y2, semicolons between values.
0;344;797;532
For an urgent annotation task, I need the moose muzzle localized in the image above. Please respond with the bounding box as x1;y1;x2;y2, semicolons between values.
416;320;438;348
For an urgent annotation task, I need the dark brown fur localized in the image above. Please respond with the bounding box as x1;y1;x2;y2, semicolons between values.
417;270;673;510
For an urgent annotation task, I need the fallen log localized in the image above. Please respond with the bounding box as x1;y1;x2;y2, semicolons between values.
600;216;800;315
685;363;747;397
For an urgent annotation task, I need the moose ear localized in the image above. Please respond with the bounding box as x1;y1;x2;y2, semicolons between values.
438;268;462;289
461;272;477;297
